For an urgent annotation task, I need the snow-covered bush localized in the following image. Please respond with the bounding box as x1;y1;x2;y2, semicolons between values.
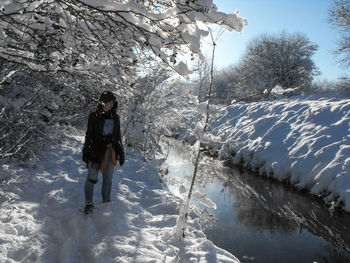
0;62;91;159
121;67;172;159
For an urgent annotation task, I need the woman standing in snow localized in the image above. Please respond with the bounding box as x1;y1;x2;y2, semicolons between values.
82;91;125;214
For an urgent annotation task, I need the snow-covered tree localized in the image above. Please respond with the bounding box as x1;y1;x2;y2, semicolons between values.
329;0;350;68
0;0;247;78
190;58;211;103
335;76;350;91
306;77;350;96
211;64;241;104
0;0;247;160
236;32;319;92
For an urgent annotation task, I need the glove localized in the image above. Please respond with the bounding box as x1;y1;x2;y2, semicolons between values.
118;151;125;166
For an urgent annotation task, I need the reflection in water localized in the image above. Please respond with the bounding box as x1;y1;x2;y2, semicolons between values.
201;162;350;263
164;141;350;263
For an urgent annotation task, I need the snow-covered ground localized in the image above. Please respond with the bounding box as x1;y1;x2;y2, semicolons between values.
205;93;350;212
0;127;239;263
2;92;350;262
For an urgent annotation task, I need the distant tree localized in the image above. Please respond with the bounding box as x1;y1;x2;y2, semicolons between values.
335;76;350;91
192;58;211;103
237;32;319;92
329;0;350;67
212;65;240;104
308;79;337;94
307;77;350;95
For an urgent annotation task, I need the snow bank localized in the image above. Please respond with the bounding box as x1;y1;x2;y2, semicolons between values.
0;127;239;262
208;94;350;212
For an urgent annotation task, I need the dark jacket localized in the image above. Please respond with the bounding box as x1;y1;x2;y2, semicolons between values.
82;106;124;165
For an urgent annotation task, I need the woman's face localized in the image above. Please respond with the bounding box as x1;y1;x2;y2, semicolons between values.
103;101;114;112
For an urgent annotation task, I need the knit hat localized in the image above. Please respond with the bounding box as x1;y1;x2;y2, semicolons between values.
99;91;116;103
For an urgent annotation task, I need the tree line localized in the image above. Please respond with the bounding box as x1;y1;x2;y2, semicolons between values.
195;0;350;104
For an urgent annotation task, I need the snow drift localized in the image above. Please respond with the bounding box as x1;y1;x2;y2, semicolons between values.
207;94;350;212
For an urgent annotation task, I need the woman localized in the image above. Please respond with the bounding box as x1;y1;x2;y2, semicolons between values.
82;91;125;214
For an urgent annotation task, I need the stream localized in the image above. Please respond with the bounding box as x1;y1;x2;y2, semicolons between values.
164;141;350;263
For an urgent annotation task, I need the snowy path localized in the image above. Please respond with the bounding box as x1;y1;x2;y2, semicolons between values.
0;128;239;263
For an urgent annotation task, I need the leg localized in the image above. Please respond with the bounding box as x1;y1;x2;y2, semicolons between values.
102;149;114;203
85;162;99;205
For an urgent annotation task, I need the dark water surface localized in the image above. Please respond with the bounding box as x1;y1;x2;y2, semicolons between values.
165;143;350;263
203;164;350;263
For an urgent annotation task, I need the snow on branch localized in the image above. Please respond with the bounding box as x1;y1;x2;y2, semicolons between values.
0;0;247;77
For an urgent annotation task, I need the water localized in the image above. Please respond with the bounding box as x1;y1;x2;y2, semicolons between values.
164;141;350;263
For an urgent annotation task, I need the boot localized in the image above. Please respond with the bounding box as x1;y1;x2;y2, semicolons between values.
84;204;94;215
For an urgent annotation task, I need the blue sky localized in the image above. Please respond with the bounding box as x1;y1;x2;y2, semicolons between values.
204;0;348;81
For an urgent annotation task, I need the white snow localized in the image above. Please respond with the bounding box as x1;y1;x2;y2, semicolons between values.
0;127;239;262
2;90;350;262
205;93;350;212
